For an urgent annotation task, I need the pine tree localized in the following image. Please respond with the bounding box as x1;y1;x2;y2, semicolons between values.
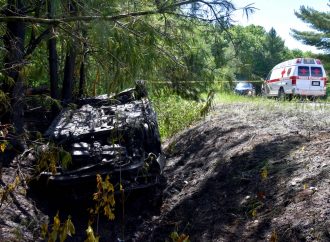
292;5;330;51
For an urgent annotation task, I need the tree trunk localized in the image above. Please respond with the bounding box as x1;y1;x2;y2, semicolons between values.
78;56;85;97
62;48;76;103
78;28;88;97
3;0;26;150
48;0;59;100
49;35;59;99
61;1;78;103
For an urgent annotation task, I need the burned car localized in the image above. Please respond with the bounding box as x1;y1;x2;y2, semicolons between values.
37;85;165;197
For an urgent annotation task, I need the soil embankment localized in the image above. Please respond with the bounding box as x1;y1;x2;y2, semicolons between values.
2;101;330;241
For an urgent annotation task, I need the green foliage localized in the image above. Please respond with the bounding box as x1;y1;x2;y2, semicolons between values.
0;90;10;116
229;25;267;78
200;90;215;117
260;28;287;75
292;6;330;51
25;95;62;112
227;25;290;80
0;141;8;153
35;145;72;174
151;90;204;139
41;212;75;242
59;150;72;170
211;35;229;68
0;176;20;208
0;1;247;101
86;174;115;241
169;231;190;242
210;23;320;86
89;174;115;222
25;46;49;87
2;0;326;113
84;226;99;242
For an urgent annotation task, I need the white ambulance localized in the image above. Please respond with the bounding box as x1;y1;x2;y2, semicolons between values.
262;58;327;98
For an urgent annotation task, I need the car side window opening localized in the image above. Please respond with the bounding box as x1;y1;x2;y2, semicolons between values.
298;66;310;76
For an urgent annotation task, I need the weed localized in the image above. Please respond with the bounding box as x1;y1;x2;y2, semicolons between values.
0;175;20;208
0;90;10;115
85;225;99;242
169;231;190;242
87;174;116;240
25;95;62;112
41;212;75;242
0;140;7;152
35;144;72;174
152;93;203;140
89;174;115;222
200;90;215;117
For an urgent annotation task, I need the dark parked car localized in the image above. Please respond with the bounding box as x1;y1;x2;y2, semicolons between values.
234;82;255;96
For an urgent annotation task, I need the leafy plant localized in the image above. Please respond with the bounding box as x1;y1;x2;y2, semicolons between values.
90;174;116;221
41;212;75;242
0;141;7;152
0;176;20;208
35;144;72;174
84;226;99;242
0;90;10;115
169;231;190;242
260;166;268;181
88;174;116;239
200;90;215;117
152;92;204;139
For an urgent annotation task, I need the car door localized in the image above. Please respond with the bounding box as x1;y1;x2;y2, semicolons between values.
296;66;310;93
309;66;324;92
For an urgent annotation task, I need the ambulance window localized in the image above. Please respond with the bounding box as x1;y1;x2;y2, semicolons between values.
287;68;292;76
311;67;323;77
298;66;310;76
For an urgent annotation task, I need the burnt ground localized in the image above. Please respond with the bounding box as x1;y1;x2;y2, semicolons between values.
2;100;330;241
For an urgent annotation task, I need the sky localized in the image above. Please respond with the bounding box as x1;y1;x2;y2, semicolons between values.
232;0;329;53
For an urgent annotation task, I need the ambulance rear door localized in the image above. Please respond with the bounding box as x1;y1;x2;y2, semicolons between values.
309;66;325;92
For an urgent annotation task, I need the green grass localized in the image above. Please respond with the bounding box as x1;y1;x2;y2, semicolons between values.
214;91;330;113
214;92;262;103
151;87;330;141
151;93;204;140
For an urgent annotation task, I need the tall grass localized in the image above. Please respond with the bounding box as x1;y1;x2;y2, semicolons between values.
151;93;204;140
214;91;330;113
150;83;330;141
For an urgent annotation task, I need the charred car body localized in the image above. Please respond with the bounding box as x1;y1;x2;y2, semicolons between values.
38;86;165;197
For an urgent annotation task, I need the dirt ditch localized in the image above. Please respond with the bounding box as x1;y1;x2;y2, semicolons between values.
2;101;330;241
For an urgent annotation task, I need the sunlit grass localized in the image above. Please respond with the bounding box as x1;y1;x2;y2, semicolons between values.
214;91;330;113
151;86;330;141
214;92;264;103
151;93;204;140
